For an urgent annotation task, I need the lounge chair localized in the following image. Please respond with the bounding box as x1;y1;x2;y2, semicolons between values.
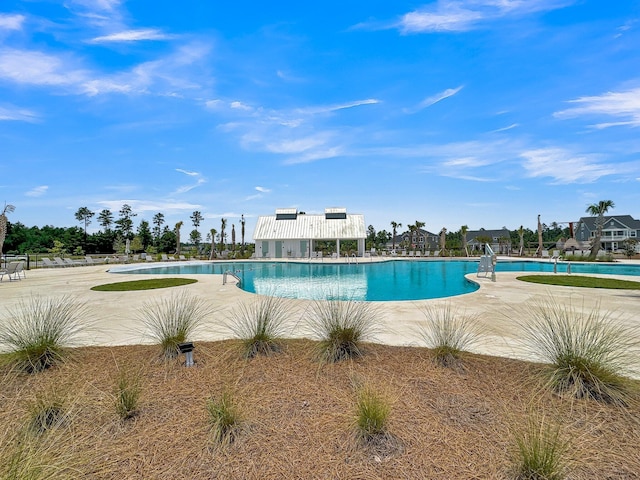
161;254;175;262
42;258;57;268
0;261;25;281
53;257;67;267
146;255;155;262
179;255;187;261
64;258;83;267
433;250;440;257
408;251;414;257
415;251;421;258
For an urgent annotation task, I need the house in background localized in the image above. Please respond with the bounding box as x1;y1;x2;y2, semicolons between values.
466;228;512;254
388;228;439;251
253;207;366;258
575;215;640;253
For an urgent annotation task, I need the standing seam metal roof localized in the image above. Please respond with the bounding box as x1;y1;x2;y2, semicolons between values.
253;214;366;240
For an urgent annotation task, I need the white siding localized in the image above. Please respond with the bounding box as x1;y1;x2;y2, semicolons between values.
253;214;366;241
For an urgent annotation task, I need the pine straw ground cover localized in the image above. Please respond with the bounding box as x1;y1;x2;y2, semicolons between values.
1;340;639;479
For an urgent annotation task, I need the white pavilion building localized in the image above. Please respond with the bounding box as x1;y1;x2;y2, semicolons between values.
253;207;366;259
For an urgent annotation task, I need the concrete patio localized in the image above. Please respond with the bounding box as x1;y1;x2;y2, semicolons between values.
1;260;639;364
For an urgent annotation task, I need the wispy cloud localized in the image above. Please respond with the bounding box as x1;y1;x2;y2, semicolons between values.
0;105;39;122
520;148;617;183
210;98;379;164
394;0;574;34
554;86;640;128
90;28;175;43
97;199;202;214
0;14;25;31
0;41;211;96
255;186;271;193
176;168;200;176
404;86;463;113
491;123;519;133
25;185;48;197
173;168;206;194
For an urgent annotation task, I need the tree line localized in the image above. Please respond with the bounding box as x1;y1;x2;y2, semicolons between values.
2;204;249;257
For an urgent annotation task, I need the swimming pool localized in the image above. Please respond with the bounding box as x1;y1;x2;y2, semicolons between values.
112;259;640;302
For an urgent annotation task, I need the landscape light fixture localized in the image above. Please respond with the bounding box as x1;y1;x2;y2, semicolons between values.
177;342;195;367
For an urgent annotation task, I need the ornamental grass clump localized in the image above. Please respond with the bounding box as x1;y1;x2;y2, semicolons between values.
416;303;482;368
139;292;213;359
206;391;241;446
306;299;380;363
354;385;391;443
513;413;568;480
27;390;68;434
517;296;640;405
225;296;290;358
0;296;88;373
114;368;142;420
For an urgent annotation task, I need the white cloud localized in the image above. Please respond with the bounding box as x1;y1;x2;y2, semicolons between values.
396;0;573;33
176;168;200;176
0;14;25;31
97;199;202;215
173;169;206;194
295;98;380;115
491;123;519;132
404;86;463;113
0;105;39;122
25;185;48;197
0;48;88;87
230;101;253;111
90;28;175;43
520;148;616;183
554;87;640;128
0;41;211;97
255;186;271;193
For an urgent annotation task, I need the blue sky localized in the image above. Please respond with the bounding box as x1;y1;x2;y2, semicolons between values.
1;0;639;239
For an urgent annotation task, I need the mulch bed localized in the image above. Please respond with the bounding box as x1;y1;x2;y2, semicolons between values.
2;340;639;479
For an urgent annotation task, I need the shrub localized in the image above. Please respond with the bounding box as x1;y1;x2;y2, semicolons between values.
354;385;391;442
27;390;68;434
0;296;88;373
416;303;482;367
516;296;639;405
513;413;567;480
115;368;142;420
225;296;290;358
306;299;380;363
206;391;241;445
138;292;213;359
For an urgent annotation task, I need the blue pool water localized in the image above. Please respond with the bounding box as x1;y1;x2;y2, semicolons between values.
112;259;640;302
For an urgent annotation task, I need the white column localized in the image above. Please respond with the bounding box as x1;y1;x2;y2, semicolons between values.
337;239;341;257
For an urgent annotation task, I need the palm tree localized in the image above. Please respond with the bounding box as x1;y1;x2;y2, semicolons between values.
439;227;447;255
240;214;246;251
536;215;543;257
408;224;417;250
175;221;183;255
209;228;217;260
0;203;15;257
460;225;469;257
220;218;227;252
390;221;402;251
518;225;525;256
586;200;615;258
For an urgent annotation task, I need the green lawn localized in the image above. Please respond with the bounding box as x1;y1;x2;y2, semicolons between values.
91;278;197;291
516;275;640;290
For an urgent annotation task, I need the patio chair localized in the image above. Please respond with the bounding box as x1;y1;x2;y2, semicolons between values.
415;251;421;258
0;261;24;281
179;255;187;261
433;250;440;257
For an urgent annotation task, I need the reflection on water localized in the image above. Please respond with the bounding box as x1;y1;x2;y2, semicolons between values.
254;267;367;300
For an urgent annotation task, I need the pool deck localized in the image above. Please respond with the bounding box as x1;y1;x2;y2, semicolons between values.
1;258;639;363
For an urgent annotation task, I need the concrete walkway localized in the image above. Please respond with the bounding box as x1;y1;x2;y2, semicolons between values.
1;260;639;363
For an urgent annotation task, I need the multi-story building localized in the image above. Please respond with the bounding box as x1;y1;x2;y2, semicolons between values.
575;215;640;253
